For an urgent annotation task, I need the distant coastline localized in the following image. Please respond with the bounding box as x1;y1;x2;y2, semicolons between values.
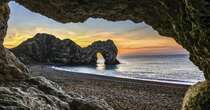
119;53;189;58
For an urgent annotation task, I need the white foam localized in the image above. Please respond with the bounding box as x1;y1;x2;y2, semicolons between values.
51;66;202;85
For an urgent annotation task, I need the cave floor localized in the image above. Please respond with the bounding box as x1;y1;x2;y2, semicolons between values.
30;65;189;110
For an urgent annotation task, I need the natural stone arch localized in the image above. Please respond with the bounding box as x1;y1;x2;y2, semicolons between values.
11;33;120;65
87;40;120;65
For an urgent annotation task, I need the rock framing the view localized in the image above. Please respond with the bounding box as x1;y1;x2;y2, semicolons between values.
0;1;113;110
182;81;210;110
0;76;114;110
0;2;29;80
11;33;120;65
0;0;210;109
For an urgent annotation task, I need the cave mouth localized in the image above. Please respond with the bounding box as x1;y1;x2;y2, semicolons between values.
3;0;208;82
5;1;205;85
1;0;210;109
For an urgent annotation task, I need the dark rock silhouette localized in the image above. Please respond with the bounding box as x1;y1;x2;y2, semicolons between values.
11;33;120;65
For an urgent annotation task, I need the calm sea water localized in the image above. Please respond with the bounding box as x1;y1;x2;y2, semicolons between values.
51;55;205;85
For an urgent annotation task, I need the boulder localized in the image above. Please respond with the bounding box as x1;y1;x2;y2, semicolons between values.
182;81;210;110
11;33;120;65
0;76;114;110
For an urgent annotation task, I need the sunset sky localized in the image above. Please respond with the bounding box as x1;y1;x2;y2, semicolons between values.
4;2;188;56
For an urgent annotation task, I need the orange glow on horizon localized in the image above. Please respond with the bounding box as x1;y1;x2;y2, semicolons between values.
4;30;187;56
6;2;188;57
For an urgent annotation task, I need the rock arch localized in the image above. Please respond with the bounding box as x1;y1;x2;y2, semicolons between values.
11;33;120;65
87;40;120;65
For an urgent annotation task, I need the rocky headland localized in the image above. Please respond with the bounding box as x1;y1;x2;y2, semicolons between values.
11;33;120;65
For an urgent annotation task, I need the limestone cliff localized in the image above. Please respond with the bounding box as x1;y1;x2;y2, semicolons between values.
11;33;120;65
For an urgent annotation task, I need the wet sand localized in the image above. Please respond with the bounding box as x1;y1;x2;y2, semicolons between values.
30;65;189;110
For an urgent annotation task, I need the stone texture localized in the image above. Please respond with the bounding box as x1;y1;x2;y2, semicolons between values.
0;2;115;110
11;33;120;65
13;0;210;109
0;0;210;109
182;81;210;110
0;2;9;44
0;76;114;110
0;2;29;80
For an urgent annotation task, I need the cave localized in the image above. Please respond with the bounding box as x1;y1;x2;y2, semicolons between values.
0;0;210;110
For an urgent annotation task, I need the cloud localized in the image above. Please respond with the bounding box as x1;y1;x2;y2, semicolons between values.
67;31;77;36
121;46;175;50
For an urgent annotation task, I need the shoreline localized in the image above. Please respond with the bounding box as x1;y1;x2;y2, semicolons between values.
52;66;190;88
30;65;189;110
52;65;195;86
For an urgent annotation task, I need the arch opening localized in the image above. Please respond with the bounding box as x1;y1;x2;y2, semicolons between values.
97;52;105;64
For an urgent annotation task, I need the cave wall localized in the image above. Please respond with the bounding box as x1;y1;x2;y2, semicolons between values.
0;2;29;80
0;2;114;110
0;0;209;109
0;2;9;44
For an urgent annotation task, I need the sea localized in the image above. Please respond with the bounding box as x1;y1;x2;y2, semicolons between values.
51;54;205;85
